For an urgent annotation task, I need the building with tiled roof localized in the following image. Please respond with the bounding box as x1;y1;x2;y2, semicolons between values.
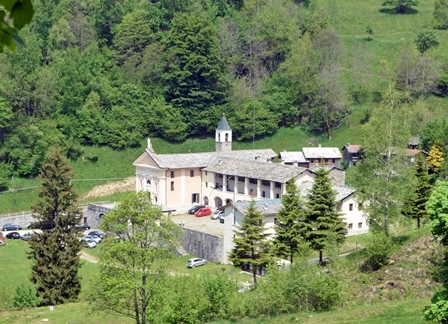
280;145;343;168
341;144;362;167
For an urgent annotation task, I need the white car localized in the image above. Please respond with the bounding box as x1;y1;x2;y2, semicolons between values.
187;258;207;268
83;238;96;248
211;210;223;220
84;235;102;244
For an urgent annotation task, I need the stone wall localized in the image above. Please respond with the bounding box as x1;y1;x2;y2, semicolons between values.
0;211;33;229
181;227;223;263
84;203;114;228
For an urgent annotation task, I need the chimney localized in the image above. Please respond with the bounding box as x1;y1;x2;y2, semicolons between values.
147;138;154;152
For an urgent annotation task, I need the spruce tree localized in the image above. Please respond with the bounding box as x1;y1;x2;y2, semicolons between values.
306;168;347;263
273;179;309;264
402;153;432;228
228;198;272;284
28;147;82;305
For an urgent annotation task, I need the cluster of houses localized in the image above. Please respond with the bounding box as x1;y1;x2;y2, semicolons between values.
133;114;373;263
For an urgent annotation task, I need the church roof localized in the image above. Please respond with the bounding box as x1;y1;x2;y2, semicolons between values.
216;114;231;130
134;148;277;170
203;156;306;183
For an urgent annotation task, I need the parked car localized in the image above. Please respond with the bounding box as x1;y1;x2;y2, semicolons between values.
211;210;223;220
82;238;96;248
87;230;105;239
2;223;22;231
187;258;207;268
6;232;21;239
83;235;101;244
195;207;212;217
76;223;91;230
188;205;205;215
219;214;225;224
21;232;34;241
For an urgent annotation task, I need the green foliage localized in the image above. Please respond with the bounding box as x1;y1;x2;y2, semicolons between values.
363;232;395;271
306;168;347;262
366;25;374;40
0;0;34;52
351;89;415;236
10;284;41;308
28;147;83;305
401;153;431;227
415;29;439;54
163;9;229;135
229;197;272;284
426;180;448;245
273;179;309;263
434;0;448;29
382;0;419;13
92;191;181;324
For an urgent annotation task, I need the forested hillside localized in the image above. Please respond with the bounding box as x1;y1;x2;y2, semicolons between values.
1;0;448;184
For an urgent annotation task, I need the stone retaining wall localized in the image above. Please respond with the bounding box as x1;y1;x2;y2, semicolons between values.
181;227;223;263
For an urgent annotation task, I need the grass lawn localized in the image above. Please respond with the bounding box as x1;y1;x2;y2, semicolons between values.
211;298;430;324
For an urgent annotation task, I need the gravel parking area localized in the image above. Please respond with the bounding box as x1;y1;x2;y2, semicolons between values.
170;213;224;237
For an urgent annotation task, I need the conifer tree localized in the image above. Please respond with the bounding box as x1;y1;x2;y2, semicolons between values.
306;168;347;263
28;147;82;305
402;153;432;228
273;179;309;264
229;198;272;284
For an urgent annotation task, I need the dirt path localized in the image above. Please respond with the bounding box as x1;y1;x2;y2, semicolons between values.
81;177;135;199
79;250;98;263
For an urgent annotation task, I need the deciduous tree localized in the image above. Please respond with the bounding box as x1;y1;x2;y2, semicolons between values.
434;0;448;29
229;197;272;284
306;168;347;263
273;179;308;263
28;147;82;305
415;29;439;54
427;144;445;174
382;0;419;13
90;191;181;324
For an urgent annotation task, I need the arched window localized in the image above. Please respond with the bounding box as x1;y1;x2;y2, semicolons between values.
218;133;221;141
225;133;228;142
146;179;151;185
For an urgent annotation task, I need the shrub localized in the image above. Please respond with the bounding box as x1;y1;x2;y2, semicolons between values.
363;232;395;271
10;284;41;308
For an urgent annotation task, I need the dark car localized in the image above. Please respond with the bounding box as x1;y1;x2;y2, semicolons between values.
87;230;105;239
219;214;225;224
75;223;91;230
6;232;21;239
188;205;205;215
2;223;22;231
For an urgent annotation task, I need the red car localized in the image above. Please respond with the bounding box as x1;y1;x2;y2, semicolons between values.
195;207;211;217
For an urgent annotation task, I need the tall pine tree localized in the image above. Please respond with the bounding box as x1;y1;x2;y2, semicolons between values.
228;198;272;284
306;168;347;263
273;178;308;264
402;153;432;228
28;147;82;305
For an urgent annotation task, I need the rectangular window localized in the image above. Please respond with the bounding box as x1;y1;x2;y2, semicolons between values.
262;191;265;197
190;170;194;177
348;223;353;229
218;174;223;178
261;180;270;186
170;181;174;191
170;171;174;178
249;178;257;184
349;203;353;211
205;171;208;176
275;182;281;188
206;182;208;188
325;159;328;163
276;193;280;199
332;159;336;163
192;193;199;203
238;177;245;182
358;222;362;229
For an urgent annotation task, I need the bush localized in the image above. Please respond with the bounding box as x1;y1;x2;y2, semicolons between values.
363;232;395;271
10;284;41;308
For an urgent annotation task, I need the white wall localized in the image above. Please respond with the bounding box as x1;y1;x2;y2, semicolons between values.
338;195;369;235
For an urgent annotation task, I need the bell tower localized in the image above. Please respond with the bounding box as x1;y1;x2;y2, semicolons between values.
215;113;232;152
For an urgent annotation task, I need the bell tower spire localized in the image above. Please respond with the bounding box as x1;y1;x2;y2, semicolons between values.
216;113;232;152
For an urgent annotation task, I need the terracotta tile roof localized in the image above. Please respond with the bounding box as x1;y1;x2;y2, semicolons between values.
406;149;421;157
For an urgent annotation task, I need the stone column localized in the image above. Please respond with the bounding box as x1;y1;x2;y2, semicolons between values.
270;181;274;199
244;177;249;196
223;175;227;192
257;179;262;198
